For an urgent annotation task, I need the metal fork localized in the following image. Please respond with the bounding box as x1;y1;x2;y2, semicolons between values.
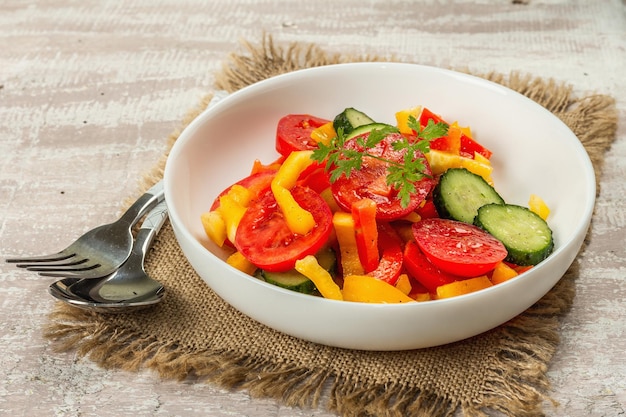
47;201;168;312
5;181;164;279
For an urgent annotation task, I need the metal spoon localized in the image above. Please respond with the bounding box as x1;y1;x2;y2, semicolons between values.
48;200;168;313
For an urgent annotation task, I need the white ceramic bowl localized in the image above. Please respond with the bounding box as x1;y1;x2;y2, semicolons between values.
164;63;595;351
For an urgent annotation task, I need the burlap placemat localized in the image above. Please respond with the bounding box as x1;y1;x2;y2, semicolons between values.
44;36;617;417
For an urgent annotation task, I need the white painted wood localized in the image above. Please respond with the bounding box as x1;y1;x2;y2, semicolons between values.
1;1;624;415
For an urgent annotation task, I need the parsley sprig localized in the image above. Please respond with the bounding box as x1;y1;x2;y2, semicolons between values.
311;116;449;208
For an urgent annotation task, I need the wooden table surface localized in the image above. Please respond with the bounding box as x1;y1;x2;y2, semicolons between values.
1;1;624;416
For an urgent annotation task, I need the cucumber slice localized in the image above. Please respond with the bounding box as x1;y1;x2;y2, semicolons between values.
333;108;376;135
344;123;398;140
259;269;317;294
474;203;554;266
258;247;337;294
433;168;504;224
315;246;338;272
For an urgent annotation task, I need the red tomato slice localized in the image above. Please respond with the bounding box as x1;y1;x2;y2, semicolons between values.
331;132;436;221
415;198;439;220
412;218;507;278
403;241;459;292
275;114;330;157
234;185;333;272
366;223;403;285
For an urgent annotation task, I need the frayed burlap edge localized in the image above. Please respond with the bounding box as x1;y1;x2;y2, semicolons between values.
44;35;617;417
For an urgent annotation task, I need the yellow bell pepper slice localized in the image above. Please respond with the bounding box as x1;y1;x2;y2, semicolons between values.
394;273;412;295
426;149;494;185
201;184;252;246
219;190;250;244
201;210;227;247
343;274;415;303
528;194;550;220
226;251;258;275
458;124;473;139
295;255;343;300
473;151;491;166
271;150;316;235
436;276;493;299
490;261;518;285
310;121;336;146
395;106;422;135
332;212;365;276
319;188;342;212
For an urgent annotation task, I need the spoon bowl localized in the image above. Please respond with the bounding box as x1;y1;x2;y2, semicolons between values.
49;276;164;313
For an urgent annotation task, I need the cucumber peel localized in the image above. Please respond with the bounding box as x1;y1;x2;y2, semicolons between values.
433;167;504;224
475;203;554;266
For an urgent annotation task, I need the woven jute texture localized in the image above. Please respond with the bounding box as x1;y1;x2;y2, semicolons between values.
44;36;617;417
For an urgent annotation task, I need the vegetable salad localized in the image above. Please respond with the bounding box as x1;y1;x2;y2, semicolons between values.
201;106;554;303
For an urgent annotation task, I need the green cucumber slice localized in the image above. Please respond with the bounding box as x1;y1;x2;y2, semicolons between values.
433;167;504;224
260;269;317;294
474;203;554;266
333;107;376;135
344;122;398;140
258;247;337;294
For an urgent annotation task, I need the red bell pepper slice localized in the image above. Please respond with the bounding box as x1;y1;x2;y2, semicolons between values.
351;198;379;273
367;223;403;285
460;134;493;159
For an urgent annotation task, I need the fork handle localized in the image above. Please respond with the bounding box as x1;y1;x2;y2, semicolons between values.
132;200;169;264
117;181;165;228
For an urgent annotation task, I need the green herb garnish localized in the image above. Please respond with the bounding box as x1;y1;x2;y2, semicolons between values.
311;116;449;208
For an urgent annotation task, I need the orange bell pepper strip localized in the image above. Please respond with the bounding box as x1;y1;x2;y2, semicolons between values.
226;251;258;275
351;198;379;273
332;212;365;276
250;155;284;175
436;276;493;299
343;274;415;304
490;261;518;285
430;122;461;155
295;255;343;301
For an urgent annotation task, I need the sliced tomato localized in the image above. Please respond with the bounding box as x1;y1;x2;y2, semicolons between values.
331;132;436;221
275;114;331;157
234;185;333;272
210;171;276;211
367;223;403;285
412;218;507;278
415;198;439;220
403;241;459;292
